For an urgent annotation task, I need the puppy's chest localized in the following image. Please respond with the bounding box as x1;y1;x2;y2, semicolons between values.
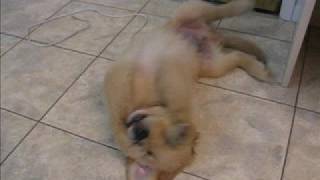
132;55;160;106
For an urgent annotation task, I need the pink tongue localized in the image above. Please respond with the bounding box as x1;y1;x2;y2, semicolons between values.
135;164;151;179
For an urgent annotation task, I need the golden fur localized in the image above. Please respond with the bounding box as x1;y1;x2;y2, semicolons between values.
104;0;271;179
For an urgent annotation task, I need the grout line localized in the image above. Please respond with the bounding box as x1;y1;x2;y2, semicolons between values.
139;12;171;19
279;105;298;180
295;106;320;115
279;28;310;180
0;36;25;57
218;27;293;43
0;121;40;165
45;0;74;20
0;108;38;123
0;32;21;38
0;32;99;58
53;44;99;58
198;81;294;107
97;56;115;61
38;57;97;121
0;107;120;152
1;32;27;39
2;32;120;62
75;0;137;12
1;32;118;64
0;0;74;57
39;121;120;151
93;0;153;58
183;171;210;180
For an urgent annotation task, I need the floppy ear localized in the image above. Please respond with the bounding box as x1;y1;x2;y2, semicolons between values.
126;158;157;180
166;123;190;145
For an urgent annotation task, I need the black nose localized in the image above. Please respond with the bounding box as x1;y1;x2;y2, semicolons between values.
133;126;149;141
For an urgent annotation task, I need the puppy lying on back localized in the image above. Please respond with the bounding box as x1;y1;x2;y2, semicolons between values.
104;0;271;179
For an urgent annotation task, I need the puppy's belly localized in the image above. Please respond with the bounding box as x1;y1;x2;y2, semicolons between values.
177;22;221;59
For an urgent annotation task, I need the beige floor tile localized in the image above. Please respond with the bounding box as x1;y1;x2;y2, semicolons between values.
101;15;168;59
0;0;70;36
1;41;93;120
77;0;148;11
142;0;185;17
201;29;297;105
298;49;320;113
0;110;36;162
0;34;21;56
29;1;133;56
185;85;294;180
43;59;114;145
0;123;126;180
219;12;295;41
283;109;320;180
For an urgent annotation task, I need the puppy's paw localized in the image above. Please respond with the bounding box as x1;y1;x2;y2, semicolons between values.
250;62;275;83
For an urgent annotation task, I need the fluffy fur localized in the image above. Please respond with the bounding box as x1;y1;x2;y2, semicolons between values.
104;0;271;179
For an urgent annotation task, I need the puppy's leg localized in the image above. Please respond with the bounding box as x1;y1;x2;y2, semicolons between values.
200;50;271;81
170;0;255;26
222;35;266;63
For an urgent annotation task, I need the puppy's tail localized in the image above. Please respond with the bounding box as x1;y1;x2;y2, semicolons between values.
172;0;254;24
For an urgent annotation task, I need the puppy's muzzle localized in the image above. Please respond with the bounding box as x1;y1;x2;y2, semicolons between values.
126;113;149;142
132;123;149;142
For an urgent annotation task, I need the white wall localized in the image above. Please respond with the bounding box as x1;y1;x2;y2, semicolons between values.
280;0;304;22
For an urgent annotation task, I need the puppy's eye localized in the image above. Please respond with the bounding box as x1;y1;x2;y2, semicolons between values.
147;151;153;156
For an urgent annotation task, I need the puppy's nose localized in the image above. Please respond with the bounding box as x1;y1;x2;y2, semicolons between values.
133;125;149;141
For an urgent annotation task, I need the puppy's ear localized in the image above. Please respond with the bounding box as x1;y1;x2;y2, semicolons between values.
166;123;191;145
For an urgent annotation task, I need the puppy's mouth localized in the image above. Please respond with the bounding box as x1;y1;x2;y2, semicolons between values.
128;161;156;180
136;163;153;176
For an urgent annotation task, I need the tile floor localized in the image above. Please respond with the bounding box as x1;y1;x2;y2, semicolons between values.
1;0;320;180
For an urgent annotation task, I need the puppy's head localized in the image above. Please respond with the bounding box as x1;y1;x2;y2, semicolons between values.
125;106;198;180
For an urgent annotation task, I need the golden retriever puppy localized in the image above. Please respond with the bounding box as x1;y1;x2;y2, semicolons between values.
104;0;271;179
